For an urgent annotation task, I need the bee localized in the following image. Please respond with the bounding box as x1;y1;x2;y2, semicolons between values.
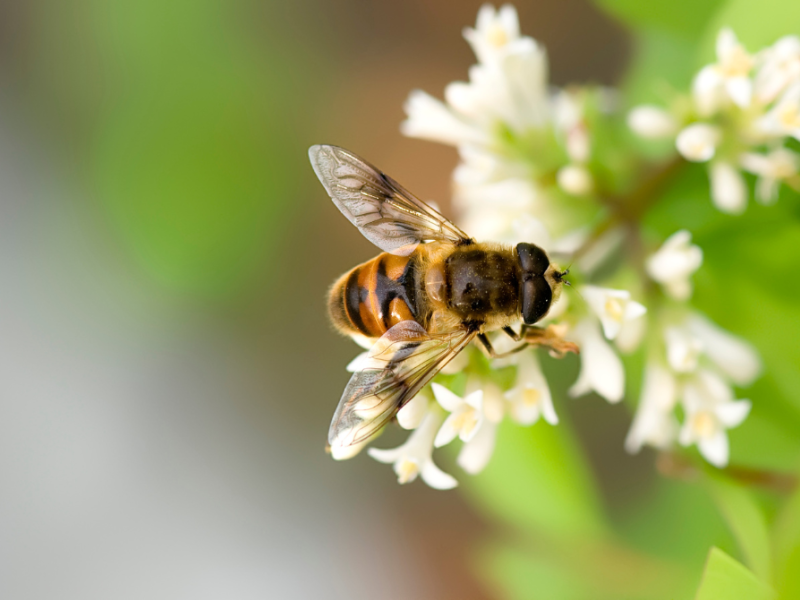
310;145;570;456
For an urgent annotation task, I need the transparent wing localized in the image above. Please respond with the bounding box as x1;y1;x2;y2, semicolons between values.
328;321;477;448
309;144;472;256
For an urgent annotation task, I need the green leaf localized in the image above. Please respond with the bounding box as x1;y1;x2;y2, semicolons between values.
592;0;724;38
622;29;698;109
705;474;772;582
773;483;800;592
460;414;609;540
695;547;774;600
697;0;800;65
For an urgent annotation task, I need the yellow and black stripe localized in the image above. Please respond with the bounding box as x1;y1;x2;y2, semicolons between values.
328;252;419;339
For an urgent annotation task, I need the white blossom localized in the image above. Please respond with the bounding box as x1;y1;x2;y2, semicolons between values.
553;90;590;162
686;313;762;386
754;35;800;105
568;318;625;403
397;390;431;430
627;105;678;138
432;383;485;447
401;90;489;146
664;324;704;374
557;164;593;196
709;160;748;214
625;360;679;453
740;147;800;203
693;28;754;113
463;4;525;66
676;123;720;162
457;418;499;475
756;82;800;141
505;350;557;425
581;285;647;341
456;380;504;474
646;230;703;300
678;370;751;467
368;407;458;489
329;431;374;461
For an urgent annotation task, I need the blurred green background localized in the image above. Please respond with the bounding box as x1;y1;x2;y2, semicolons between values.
0;0;798;599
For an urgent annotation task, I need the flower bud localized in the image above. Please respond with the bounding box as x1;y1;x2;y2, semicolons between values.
627;105;677;138
676;123;720;162
557;164;593;196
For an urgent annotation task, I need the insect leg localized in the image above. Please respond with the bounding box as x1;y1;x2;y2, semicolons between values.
502;326;522;342
478;333;530;359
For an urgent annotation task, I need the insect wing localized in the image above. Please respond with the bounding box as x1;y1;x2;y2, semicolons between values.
309;145;471;255
328;321;476;449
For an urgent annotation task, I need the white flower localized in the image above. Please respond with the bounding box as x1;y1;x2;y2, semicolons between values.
678;370;751;467
463;4;525;66
664;325;704;374
581;285;647;341
676;123;720;162
401;90;488;146
557;164;593;196
686;313;762;386
568;318;625;403
646;230;703;300
615;312;647;354
456;380;503;474
397;390;431;430
505;350;558;425
755;35;800;105
457;420;498;475
330;432;373;461
693;28;754;113
368;406;457;489
627;105;678;138
346;351;370;372
756;82;800;141
553;90;590;162
709;160;748;214
740;147;800;203
625;361;679;453
402;4;550;146
432;383;485;446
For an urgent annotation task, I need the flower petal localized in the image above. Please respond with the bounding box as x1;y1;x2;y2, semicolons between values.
716;400;751;428
434;410;462;448
698;431;730;467
687;314;762;385
432;382;464;412
710;161;747;214
396;392;430;430
457;420;498;475
420;460;459;490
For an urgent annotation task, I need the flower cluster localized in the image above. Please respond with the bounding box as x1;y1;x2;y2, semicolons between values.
402;4;606;243
626;231;760;465
336;6;763;489
629;29;800;213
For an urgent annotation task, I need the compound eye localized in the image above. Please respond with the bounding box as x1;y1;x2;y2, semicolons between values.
516;243;550;275
521;277;552;324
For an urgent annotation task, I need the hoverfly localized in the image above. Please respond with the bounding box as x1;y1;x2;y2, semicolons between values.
309;145;570;456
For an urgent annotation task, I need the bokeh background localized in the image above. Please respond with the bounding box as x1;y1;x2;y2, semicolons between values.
0;1;798;599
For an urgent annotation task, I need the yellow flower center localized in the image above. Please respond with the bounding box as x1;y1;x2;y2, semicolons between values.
452;408;479;438
773;155;796;178
396;458;419;484
778;104;800;130
720;46;753;77
522;387;541;408
487;24;508;48
691;410;717;439
605;297;625;322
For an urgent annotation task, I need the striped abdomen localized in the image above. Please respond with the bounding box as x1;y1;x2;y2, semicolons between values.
328;252;419;340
